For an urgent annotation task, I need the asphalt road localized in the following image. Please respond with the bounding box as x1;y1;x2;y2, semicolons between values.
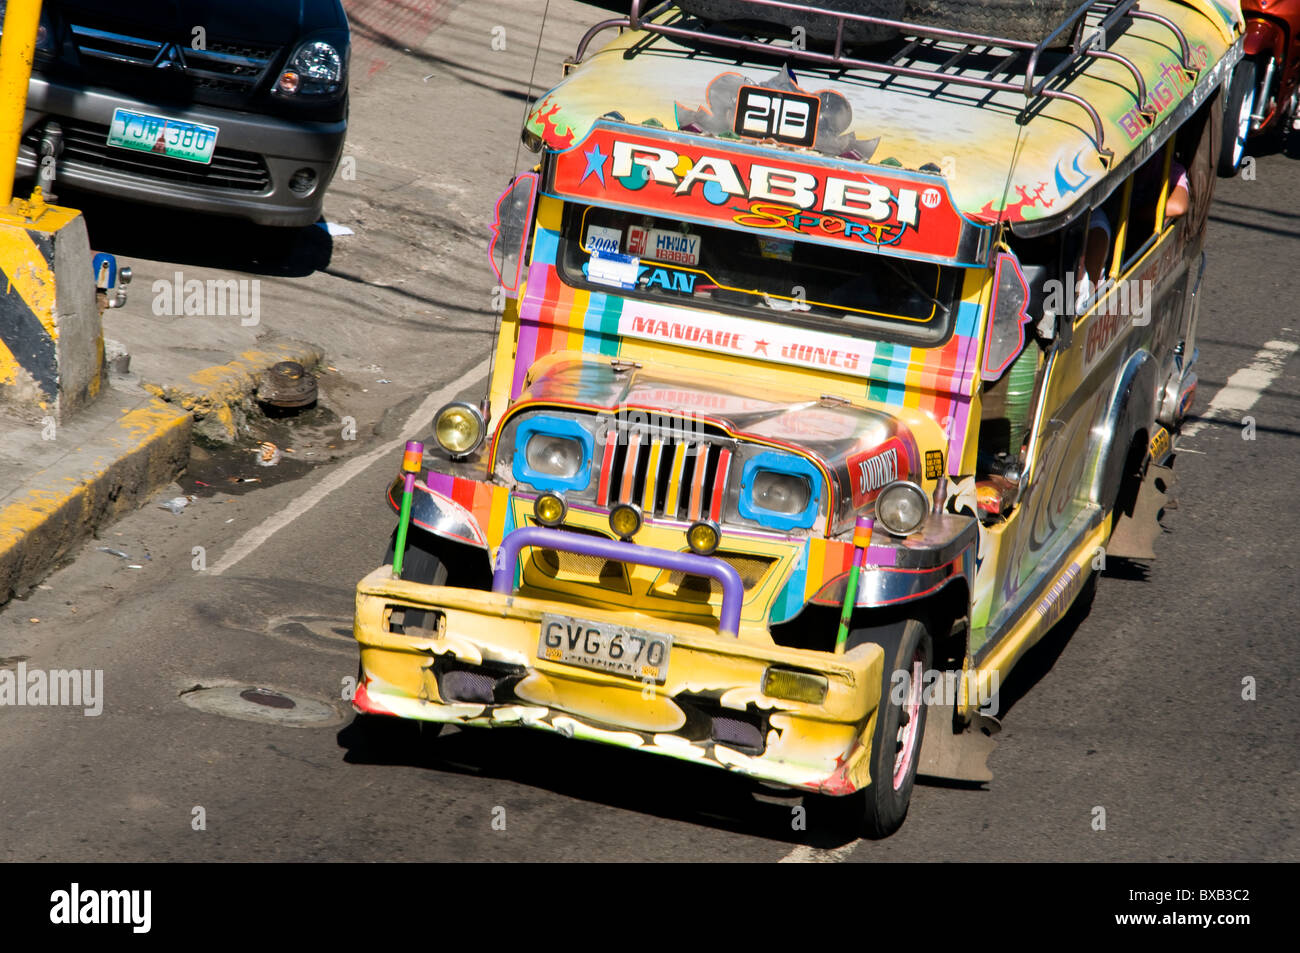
0;1;1297;863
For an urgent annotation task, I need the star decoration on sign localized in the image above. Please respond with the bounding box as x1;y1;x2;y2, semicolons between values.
580;143;608;185
753;339;769;355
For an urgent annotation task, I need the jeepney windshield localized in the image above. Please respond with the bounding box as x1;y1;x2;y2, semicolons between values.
557;203;961;347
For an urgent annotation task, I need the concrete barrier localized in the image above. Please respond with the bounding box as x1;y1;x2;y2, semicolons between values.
0;189;103;422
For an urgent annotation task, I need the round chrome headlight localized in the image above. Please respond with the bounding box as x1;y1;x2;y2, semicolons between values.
525;433;583;478
433;402;485;456
875;481;929;536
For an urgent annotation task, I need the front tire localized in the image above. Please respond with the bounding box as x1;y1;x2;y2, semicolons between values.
382;527;447;631
826;616;934;838
1219;60;1258;177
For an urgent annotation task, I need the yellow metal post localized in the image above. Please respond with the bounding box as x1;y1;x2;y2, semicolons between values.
0;0;42;208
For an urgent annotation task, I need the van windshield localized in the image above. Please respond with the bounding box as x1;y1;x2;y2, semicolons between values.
557;203;961;346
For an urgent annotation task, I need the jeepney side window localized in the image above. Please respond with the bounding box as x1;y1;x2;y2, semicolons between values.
555;202;962;347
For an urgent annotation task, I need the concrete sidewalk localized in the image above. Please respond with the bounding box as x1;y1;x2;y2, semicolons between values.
0;339;321;605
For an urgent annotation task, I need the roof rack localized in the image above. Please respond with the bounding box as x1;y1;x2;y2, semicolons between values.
570;0;1201;161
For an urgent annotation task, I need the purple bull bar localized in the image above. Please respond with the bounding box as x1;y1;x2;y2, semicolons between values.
491;526;745;636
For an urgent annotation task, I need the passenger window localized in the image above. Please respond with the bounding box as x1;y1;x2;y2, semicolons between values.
1121;144;1190;269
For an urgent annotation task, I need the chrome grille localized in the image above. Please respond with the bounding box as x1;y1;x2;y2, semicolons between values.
596;429;733;523
24;118;271;192
70;25;279;96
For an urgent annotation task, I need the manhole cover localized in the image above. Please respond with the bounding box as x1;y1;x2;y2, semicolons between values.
240;687;296;709
180;683;341;727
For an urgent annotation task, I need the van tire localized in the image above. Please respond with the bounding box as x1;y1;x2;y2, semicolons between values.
821;615;933;838
677;1;1078;46
1219;59;1257;177
677;0;904;44
904;0;1079;45
382;527;447;631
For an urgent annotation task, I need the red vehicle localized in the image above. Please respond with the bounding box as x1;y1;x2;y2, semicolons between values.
1222;0;1300;175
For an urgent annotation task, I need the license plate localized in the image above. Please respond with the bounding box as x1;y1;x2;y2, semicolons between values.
538;614;673;683
107;107;219;165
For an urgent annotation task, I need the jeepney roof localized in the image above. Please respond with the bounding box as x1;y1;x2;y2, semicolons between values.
525;0;1240;229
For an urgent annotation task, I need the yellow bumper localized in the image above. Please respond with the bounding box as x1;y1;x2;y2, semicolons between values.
353;568;884;794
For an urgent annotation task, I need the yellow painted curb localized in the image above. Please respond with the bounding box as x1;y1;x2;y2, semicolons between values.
0;398;191;602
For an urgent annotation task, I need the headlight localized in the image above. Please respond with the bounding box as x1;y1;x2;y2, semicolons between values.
276;39;345;96
526;434;583;478
751;470;811;515
875;481;929;536
433;402;484;456
739;452;821;531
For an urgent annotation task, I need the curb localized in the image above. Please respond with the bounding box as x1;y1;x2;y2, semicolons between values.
142;340;324;442
0;399;191;604
1;340;325;605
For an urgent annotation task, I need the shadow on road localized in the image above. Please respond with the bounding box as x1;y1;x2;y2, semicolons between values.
338;715;866;849
25;179;334;278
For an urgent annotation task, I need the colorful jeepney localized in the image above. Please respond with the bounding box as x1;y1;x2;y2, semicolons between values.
352;0;1241;836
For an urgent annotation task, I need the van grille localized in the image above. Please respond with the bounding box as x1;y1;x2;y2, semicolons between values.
25;118;271;192
596;430;734;523
69;24;279;97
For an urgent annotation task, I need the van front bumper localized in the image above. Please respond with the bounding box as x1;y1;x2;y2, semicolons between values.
353;568;885;794
19;76;346;227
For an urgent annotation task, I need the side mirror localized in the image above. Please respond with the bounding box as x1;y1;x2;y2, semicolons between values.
488;171;539;296
982;251;1033;382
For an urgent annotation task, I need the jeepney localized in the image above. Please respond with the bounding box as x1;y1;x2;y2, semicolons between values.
351;0;1241;837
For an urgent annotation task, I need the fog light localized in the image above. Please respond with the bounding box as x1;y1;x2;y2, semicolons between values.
534;493;566;527
686;520;720;556
277;70;301;94
609;503;642;540
288;167;317;196
433;402;484;457
762;667;828;704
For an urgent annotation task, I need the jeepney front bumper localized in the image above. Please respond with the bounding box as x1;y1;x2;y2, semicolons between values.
353;565;885;795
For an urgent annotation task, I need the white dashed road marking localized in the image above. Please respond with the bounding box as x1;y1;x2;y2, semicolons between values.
212;359;490;575
1181;339;1298;438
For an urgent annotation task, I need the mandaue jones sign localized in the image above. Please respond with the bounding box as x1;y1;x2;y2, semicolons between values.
549;123;986;264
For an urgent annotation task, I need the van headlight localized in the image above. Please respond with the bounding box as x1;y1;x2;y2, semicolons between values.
738;452;821;530
433;402;485;456
511;416;594;492
526;434;583;478
875;481;929;536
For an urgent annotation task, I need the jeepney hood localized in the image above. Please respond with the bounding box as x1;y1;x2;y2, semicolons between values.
505;357;948;507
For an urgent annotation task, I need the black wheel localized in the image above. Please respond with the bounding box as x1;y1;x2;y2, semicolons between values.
382;527;447;631
1219;60;1258;177
677;0;904;44
829;616;934;838
904;0;1078;45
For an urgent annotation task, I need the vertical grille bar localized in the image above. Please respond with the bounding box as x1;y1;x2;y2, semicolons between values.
619;429;643;504
596;434;617;507
642;438;665;512
687;443;709;522
663;442;689;517
709;449;732;523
